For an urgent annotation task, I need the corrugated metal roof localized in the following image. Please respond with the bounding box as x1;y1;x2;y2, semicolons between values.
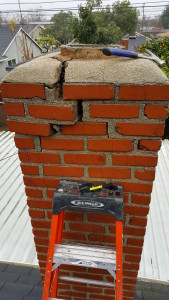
0;131;38;265
139;140;169;281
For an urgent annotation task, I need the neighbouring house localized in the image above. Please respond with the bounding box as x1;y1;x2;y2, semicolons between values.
157;31;169;38
120;32;149;51
142;27;164;38
0;24;43;82
28;22;54;41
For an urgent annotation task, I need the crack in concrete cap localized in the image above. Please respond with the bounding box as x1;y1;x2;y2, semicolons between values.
65;58;169;85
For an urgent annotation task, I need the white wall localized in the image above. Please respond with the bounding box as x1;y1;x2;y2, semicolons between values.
0;61;8;82
5;30;42;62
0;30;42;82
30;26;44;41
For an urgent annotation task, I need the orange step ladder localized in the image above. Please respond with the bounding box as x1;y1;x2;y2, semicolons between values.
42;180;124;300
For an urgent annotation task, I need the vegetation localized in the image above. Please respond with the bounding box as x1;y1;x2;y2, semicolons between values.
37;36;60;52
161;6;169;29
41;0;139;45
139;37;169;78
41;11;74;45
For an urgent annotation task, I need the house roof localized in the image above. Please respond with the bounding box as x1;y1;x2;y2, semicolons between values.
0;262;168;299
157;32;169;38
0;24;42;59
0;131;37;265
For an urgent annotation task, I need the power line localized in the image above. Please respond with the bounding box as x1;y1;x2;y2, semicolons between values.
0;0;169;6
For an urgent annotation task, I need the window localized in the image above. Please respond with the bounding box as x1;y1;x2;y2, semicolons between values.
8;59;16;67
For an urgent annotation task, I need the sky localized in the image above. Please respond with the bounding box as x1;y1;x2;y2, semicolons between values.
0;0;168;21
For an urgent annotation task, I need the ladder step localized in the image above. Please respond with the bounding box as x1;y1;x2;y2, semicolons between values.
59;275;115;287
53;243;116;270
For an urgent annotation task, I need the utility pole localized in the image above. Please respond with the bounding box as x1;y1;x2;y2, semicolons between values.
141;3;145;34
17;0;30;60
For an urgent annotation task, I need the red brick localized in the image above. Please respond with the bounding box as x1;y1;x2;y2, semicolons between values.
33;229;48;238
116;122;164;137
118;181;152;193
29;209;45;218
88;139;133;152
138;139;162;151
34;237;49;246
63;232;86;241
44;166;84;177
145;85;169;100
4;102;25;116
62;122;106;136
112;154;158;167
31;220;51;229
88;294;114;300
0;83;45;99
123;262;140;271
119;85;169;101
123;269;138;277
124;205;149;216
131;194;151;205
129;217;147;227
69;223;105;233
127;238;144;247
63;84;114;100
64;212;83;222
90;104;139;118
119;85;145;100
125;255;141;263
7;120;52;136
41;137;84;150
47;211;52;219
145;105;168;119
89;167;131;179
135;169;155;181
21;164;39;175
24;176;59;188
37;254;47;261
27;199;52;209
25;188;42;198
19;151;60;164
88;234;115;244
124;227;146;236
36;245;48;253
14;136;35;149
28;104;77;121
46;189;55;199
123;290;135;297
87;213;115;224
123;246;142;255
64;153;105;165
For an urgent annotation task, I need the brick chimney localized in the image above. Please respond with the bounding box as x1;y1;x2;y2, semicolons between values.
1;45;169;300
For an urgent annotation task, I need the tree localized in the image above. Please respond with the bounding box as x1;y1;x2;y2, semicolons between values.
73;6;98;44
111;0;139;35
139;37;169;78
73;1;122;44
37;36;60;52
42;11;74;44
161;6;169;29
